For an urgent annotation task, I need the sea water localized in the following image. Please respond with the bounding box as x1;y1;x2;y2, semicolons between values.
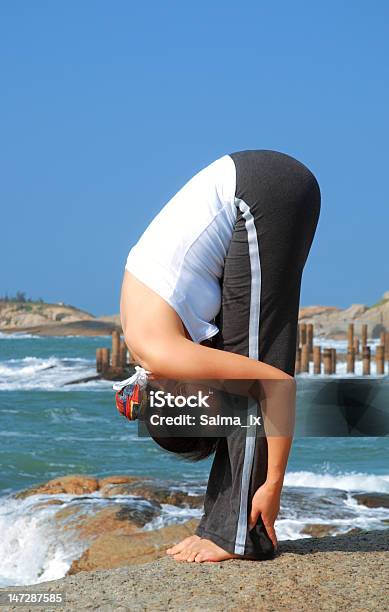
0;333;388;586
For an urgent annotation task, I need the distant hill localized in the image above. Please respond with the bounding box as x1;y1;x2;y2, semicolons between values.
298;290;389;339
0;299;95;329
1;291;388;338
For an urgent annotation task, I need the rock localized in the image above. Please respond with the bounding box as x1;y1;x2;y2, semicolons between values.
67;519;200;574
15;475;99;499
301;523;337;537
344;527;364;535
99;475;141;488
16;474;141;500
0;299;95;330
101;481;204;508
352;492;389;508
5;529;388;612
76;506;153;538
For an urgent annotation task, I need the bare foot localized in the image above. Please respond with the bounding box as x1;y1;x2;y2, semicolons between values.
166;534;201;557
169;537;241;563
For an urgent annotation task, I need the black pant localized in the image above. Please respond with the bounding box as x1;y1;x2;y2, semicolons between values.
151;149;321;557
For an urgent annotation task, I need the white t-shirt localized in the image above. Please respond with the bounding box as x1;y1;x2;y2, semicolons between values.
125;154;237;344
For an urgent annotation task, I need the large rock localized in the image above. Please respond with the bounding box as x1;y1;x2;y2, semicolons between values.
352;492;389;508
15;475;100;498
0;299;95;330
100;480;204;508
68;519;200;574
4;529;388;612
16;474;144;499
298;291;389;338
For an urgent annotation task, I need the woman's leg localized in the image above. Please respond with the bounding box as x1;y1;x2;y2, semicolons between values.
167;150;321;561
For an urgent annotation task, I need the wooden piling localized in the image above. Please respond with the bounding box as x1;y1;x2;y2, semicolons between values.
380;331;385;348
353;337;360;358
330;348;337;374
307;323;313;358
119;340;128;368
323;348;332;375
361;324;368;349
101;348;110;372
362;345;370;376
300;323;307;347
111;330;121;368
295;347;301;374
346;347;355;374
385;332;389;361
347;323;354;351
96;348;103;373
301;344;310;373
376;345;385;375
313;345;321;375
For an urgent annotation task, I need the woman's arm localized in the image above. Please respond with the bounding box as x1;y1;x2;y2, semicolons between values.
248;377;297;549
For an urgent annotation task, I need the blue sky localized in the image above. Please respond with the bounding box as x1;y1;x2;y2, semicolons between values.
1;1;388;316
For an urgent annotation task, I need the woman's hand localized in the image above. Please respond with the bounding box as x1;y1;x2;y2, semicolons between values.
248;480;282;550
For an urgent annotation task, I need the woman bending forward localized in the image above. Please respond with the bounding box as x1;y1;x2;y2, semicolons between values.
120;149;321;563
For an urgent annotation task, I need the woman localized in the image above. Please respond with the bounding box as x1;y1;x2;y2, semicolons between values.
120;149;321;563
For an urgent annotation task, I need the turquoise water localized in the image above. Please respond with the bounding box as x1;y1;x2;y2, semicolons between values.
0;333;388;494
0;332;388;587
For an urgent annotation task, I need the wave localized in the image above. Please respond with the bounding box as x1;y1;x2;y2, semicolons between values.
0;356;111;391
284;470;389;492
0;471;388;587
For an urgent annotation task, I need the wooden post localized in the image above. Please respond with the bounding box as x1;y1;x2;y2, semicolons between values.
353;337;360;358
111;330;121;368
295;347;301;374
307;324;314;358
385;332;389;361
361;324;368;349
119;340;128;368
380;331;385;348
348;324;354;351
313;345;321;375
323;348;332;375
301;344;310;373
346;346;355;374
300;323;307;346
376;345;385;375
101;348;110;372
96;348;103;373
330;348;337;374
362;345;370;376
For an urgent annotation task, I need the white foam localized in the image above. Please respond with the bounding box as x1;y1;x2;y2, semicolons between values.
0;495;85;587
284;470;389;492
0;356;111;391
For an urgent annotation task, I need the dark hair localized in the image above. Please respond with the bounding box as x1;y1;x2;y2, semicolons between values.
150;435;220;461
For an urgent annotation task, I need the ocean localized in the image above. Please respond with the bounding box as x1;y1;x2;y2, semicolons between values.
0;332;388;587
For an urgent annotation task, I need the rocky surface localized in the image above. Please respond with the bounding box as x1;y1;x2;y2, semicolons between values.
0;300;95;329
298;290;389;339
12;474;389;582
1;529;387;611
0;299;122;336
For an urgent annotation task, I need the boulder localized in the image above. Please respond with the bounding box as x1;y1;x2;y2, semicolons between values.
67;519;200;574
352;492;389;509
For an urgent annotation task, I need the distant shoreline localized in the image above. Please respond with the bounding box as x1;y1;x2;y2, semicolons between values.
0;319;121;337
1;289;388;338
